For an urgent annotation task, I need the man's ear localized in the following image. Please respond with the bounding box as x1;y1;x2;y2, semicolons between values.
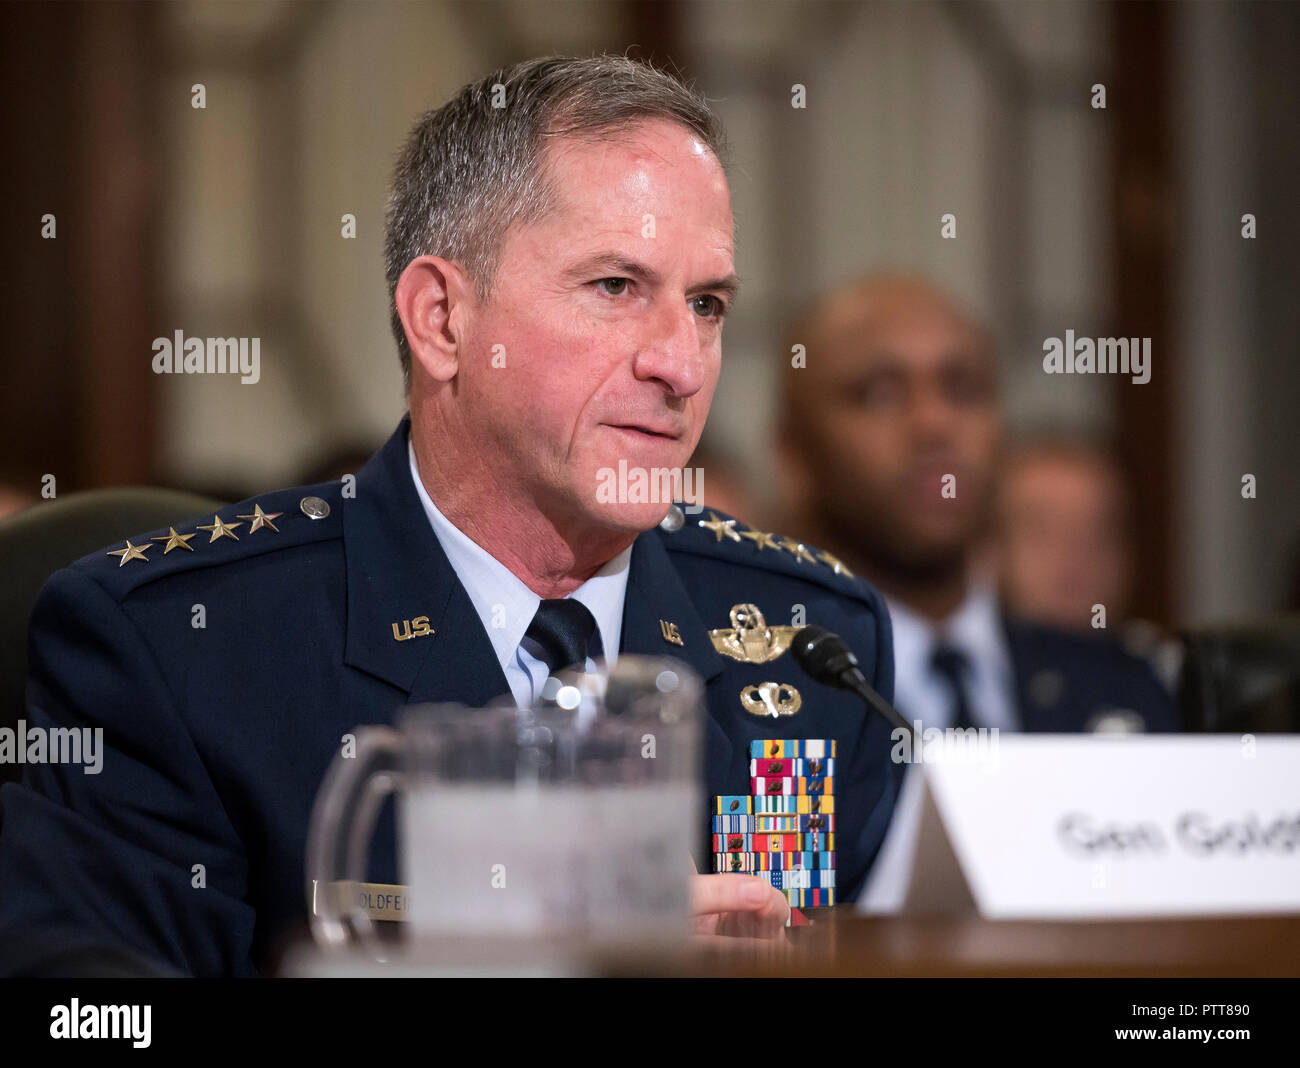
395;255;472;383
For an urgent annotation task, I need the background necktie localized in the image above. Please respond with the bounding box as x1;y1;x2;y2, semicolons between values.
929;641;977;730
524;598;598;674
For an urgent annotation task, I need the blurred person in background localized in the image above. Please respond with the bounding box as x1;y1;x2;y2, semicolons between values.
997;435;1133;631
997;435;1181;690
775;273;1178;912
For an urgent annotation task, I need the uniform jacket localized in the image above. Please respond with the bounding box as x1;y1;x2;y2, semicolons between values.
0;417;900;975
1003;617;1179;733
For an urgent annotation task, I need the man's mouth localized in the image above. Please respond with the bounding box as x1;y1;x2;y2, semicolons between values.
603;423;681;441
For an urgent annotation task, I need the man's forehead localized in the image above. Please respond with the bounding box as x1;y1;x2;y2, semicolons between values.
544;116;720;172
542;122;730;217
811;295;990;375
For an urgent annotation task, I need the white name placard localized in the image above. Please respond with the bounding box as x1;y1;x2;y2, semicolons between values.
904;735;1300;918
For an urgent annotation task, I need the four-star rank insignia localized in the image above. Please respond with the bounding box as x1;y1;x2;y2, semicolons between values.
816;550;854;578
106;539;151;566
103;502;285;569
152;527;196;554
738;527;782;551
779;537;821;565
196;514;242;542
697;511;743;543
708;603;797;665
236;504;282;533
679;508;856;580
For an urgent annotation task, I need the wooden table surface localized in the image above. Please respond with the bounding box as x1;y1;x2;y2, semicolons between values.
651;908;1300;977
277;909;1300;976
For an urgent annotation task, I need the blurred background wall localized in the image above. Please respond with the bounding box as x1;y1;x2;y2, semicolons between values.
1;0;1296;630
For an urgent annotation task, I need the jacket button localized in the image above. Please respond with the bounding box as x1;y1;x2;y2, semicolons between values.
658;504;685;532
299;496;330;520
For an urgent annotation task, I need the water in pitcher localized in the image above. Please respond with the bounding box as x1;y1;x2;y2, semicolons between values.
400;781;698;944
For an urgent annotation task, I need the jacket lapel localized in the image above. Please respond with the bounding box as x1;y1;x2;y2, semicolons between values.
621;531;733;771
343;418;731;759
342;416;511;708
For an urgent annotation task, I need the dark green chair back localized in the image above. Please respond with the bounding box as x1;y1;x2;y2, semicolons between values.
0;488;223;793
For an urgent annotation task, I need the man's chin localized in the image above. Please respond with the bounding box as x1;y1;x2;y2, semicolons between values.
586;497;675;534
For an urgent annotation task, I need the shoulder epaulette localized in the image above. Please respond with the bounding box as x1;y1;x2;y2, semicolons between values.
74;480;346;598
653;504;877;605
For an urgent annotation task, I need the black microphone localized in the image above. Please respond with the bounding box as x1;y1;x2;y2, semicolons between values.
792;625;916;739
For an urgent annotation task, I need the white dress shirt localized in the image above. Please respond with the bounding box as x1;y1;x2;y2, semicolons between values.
856;576;1017;913
408;440;631;709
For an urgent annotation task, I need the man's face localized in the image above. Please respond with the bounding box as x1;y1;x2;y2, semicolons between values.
786;282;1000;575
450;118;735;533
997;452;1131;627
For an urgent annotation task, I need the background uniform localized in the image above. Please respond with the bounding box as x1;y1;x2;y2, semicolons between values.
858;579;1177;912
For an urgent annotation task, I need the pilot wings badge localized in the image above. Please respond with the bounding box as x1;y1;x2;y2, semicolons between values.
709;603;798;665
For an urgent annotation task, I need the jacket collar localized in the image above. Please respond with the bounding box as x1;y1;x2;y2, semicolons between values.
344;417;726;716
620;528;733;772
620;530;725;686
343;416;510;707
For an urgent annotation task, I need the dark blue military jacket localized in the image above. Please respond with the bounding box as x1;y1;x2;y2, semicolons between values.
0;418;899;976
1002;618;1179;733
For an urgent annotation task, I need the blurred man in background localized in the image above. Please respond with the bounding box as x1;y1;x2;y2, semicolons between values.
996;435;1181;691
997;436;1133;632
776;273;1178;911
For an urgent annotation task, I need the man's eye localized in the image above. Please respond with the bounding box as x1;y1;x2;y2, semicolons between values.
847;376;903;409
594;277;629;296
691;294;726;319
944;370;993;406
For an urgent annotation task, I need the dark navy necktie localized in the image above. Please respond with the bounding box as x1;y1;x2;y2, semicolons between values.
929;641;977;730
524;598;599;675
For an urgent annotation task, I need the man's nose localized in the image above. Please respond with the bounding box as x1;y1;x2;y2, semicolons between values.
909;386;959;447
631;302;706;398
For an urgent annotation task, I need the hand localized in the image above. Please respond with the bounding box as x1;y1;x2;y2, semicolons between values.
689;873;791;949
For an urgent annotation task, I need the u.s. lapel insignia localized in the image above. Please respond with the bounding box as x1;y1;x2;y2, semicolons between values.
709;603;796;664
391;615;434;642
659;619;684;646
740;680;802;719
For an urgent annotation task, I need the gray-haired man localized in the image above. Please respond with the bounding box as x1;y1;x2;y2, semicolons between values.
0;55;900;976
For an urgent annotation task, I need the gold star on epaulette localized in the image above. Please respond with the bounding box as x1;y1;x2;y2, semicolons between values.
778;537;820;565
739;527;782;551
236;504;282;533
817;550;855;578
196;515;242;542
152;527;196;554
107;540;151;566
698;511;742;543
